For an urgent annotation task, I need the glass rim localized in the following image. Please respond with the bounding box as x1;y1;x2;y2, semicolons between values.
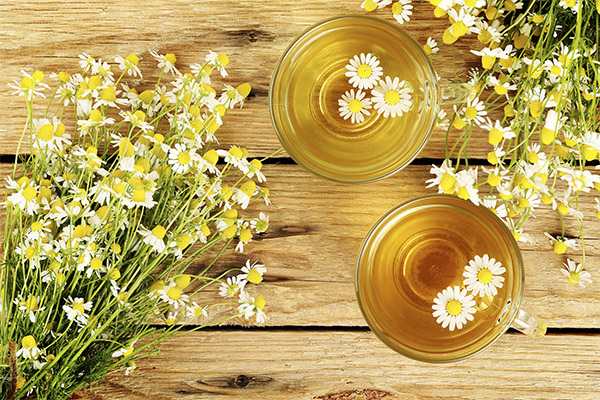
355;194;525;363
268;14;439;184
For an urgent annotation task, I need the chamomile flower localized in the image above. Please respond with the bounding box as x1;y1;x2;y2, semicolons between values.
219;275;247;298
251;212;269;233
186;302;208;319
238;291;267;323
423;37;439;56
8;70;50;100
7;182;40;215
345;53;384;90
338;89;372;124
561;259;592;288
544;232;580;254
392;0;413;24
462;97;487;126
371;76;412;118
432;286;477;331
17;295;46;323
62;296;93;326
360;0;392;12
482;118;516;146
238;260;267;284
205;51;229;77
114;54;142;78
16;335;42;360
138;225;167;253
426;159;457;194
463;255;506;297
168;143;196;174
158;282;189;309
149;50;179;75
111;339;137;358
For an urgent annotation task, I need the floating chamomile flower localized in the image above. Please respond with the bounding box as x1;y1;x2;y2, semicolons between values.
432;286;476;331
338;89;372;124
463;254;506;297
345;53;384;90
561;259;592;288
371;76;412;118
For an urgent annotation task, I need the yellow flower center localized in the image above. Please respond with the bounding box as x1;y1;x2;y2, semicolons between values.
133;188;146;203
165;53;177;65
38;124;54;141
392;2;404;15
73;301;85;314
194;307;205;316
21;296;39;311
363;0;378;11
440;172;457;193
167;286;182;300
488;128;503;145
22;186;37;202
216;53;229;67
384;89;400;105
452;21;468;37
348;99;363;114
465;106;478;120
241;180;256;197
254;295;266;310
247;269;263;284
22;335;37;349
138;90;154;105
446;300;462;316
529;100;544;118
477;268;494;284
175;275;191;289
177;151;191;165
487;173;501;187
550;65;562;76
494;84;508;96
152;225;166;240
176;234;192;250
481;55;496;69
90;257;103;270
553;241;567;254
31;221;43;232
125;53;139;66
567;271;580;284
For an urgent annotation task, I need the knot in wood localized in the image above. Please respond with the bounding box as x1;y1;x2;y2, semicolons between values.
233;374;250;388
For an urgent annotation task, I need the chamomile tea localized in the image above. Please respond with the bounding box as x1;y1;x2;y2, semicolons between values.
356;196;524;362
269;16;439;183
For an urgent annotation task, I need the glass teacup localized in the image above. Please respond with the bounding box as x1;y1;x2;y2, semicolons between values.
269;15;473;183
355;195;546;363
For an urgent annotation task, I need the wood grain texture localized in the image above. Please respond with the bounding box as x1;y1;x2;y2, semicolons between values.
0;0;483;158
1;163;598;328
81;330;600;400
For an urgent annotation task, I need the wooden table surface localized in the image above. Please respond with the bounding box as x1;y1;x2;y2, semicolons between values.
2;1;599;399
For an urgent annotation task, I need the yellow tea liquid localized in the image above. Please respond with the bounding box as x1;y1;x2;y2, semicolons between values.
270;16;438;182
356;197;522;362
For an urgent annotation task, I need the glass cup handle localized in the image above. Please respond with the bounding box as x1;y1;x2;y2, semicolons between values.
439;82;476;105
510;308;547;338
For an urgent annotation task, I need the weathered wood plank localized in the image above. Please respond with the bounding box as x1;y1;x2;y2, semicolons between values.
82;330;600;399
0;0;482;158
1;163;599;328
